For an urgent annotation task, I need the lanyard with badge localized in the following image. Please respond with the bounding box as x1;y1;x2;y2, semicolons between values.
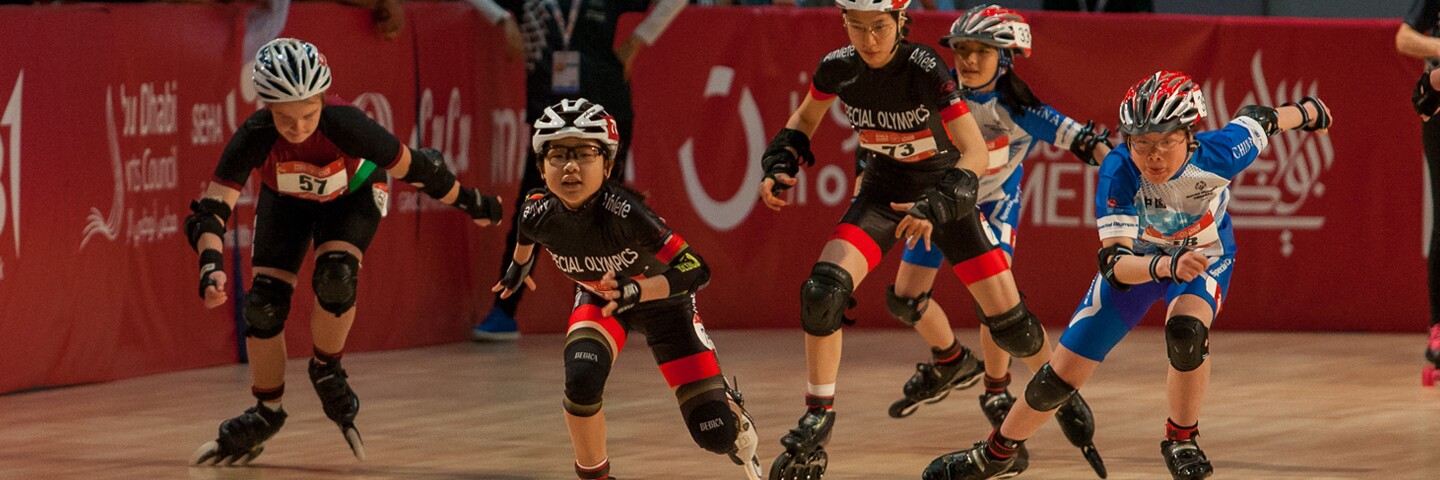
548;0;583;94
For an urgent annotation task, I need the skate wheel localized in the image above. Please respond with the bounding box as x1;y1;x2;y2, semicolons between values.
888;399;918;418
1424;366;1438;387
343;425;367;461
769;452;794;480
190;440;221;466
238;446;264;466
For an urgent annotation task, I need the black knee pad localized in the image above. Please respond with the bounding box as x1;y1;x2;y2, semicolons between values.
1024;363;1077;412
563;337;612;417
800;262;853;336
682;393;739;454
884;285;930;327
312;251;360;316
244;275;294;339
1165;315;1209;372
982;300;1044;358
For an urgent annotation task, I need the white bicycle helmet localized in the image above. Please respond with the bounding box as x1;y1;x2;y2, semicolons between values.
531;98;621;158
252;38;332;103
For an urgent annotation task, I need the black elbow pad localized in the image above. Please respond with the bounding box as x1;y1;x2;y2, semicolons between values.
1235;105;1280;136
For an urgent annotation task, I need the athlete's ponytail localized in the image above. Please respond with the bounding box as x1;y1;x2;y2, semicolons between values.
996;68;1043;118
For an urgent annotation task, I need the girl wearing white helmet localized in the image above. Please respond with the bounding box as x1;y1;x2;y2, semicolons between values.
187;37;502;466
758;1;1071;478
924;70;1332;480
493;99;762;480
884;5;1112;475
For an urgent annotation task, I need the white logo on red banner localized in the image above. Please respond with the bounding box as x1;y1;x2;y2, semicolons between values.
0;72;22;280
1205;51;1334;258
679;67;850;232
82;83;184;250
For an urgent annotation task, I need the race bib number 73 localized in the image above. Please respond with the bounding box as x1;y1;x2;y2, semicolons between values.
859;129;939;162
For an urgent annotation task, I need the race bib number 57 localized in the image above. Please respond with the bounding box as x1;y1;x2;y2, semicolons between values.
277;159;348;201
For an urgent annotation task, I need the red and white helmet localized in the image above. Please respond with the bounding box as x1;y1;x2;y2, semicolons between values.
834;0;911;12
253;38;332;103
941;5;1032;57
1118;71;1208;136
531;98;621;158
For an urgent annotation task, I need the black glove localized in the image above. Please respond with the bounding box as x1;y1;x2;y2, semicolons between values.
906;168;979;225
198;249;223;299
498;253;536;293
1069;120;1112;167
1416;70;1440;118
453;187;503;223
610;273;642;315
761;128;815;195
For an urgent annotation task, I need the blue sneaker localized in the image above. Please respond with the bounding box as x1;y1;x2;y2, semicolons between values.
471;306;519;342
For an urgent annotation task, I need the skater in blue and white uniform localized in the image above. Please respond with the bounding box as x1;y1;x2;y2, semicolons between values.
922;70;1332;480
883;4;1113;475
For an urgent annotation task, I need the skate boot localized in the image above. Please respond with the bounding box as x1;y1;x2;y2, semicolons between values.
889;345;984;418
1055;393;1106;478
725;379;764;480
1424;324;1440;386
1161;437;1213;480
190;402;288;466
978;374;1015;428
768;406;835;480
309;357;365;460
922;437;1029;480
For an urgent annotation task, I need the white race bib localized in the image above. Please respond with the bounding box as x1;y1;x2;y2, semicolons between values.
984;136;1010;175
276;159;348;201
859;129;939;162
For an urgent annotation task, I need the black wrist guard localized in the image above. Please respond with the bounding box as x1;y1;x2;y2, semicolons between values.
498;253;536;292
184;198;230;252
761;128;815;195
906;168;979;225
1416;70;1440;117
1287;96;1331;132
611;273;642;314
1069;120;1111;167
199;249;223;298
454;187;503;222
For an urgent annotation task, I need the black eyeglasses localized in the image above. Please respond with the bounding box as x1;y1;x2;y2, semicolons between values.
543;145;605;167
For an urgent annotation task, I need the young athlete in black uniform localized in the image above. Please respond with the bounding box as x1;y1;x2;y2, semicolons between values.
493;98;762;480
757;1;1089;478
187;38;502;466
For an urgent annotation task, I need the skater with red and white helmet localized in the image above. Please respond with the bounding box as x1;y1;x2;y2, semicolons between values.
758;1;1074;478
922;70;1332;480
187;38;501;466
882;4;1112;476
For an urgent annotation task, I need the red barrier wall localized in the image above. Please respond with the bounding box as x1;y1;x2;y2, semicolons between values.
0;4;1422;394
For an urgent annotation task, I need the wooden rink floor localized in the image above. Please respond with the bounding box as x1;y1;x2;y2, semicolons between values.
1;329;1439;480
